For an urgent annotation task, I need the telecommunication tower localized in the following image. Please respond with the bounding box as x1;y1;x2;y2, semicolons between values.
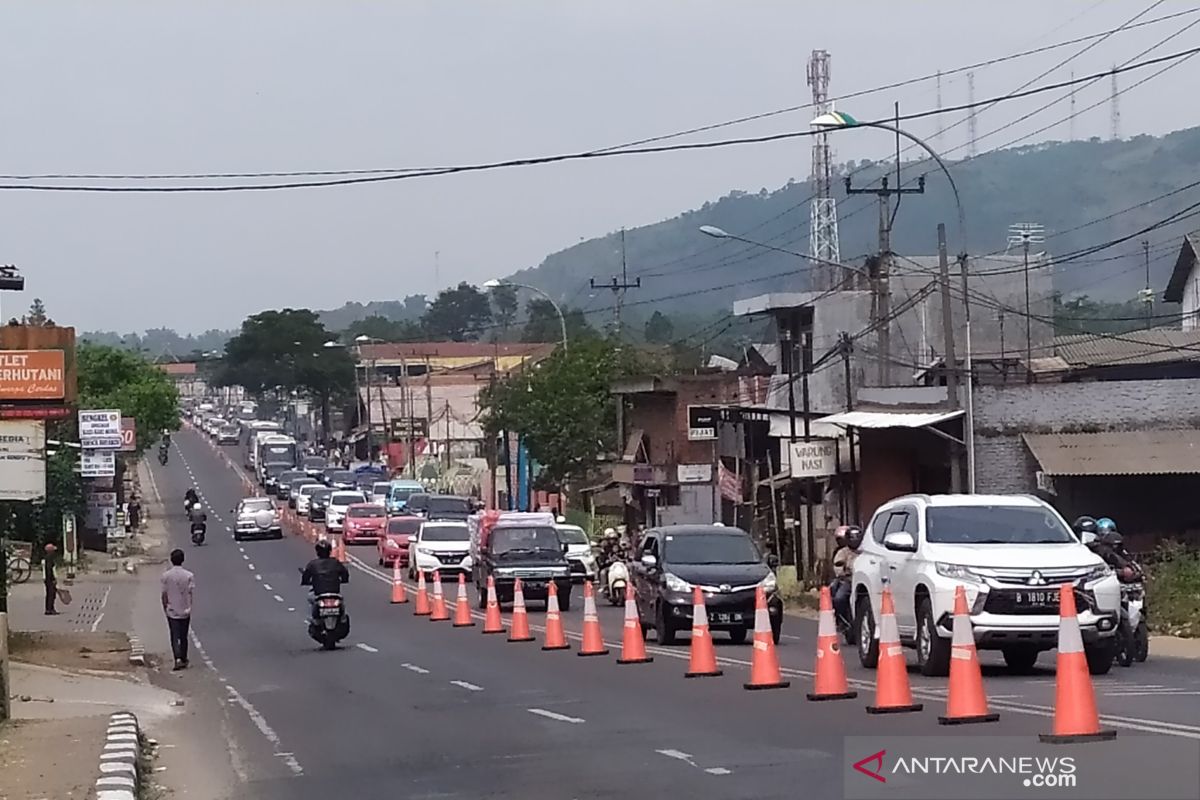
967;72;978;157
1110;66;1121;141
807;49;841;288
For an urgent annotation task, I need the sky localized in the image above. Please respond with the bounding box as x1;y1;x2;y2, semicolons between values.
1;0;1196;333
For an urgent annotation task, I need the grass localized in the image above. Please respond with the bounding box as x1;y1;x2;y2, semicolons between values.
776;566;820;612
1146;542;1200;638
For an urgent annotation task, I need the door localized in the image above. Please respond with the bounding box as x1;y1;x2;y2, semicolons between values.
883;506;921;636
632;533;660;621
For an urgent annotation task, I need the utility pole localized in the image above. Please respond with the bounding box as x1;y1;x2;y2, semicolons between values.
1139;239;1154;328
590;228;640;337
1110;65;1121;141
1007;223;1044;382
937;223;961;493
838;332;859;524
780;327;801;574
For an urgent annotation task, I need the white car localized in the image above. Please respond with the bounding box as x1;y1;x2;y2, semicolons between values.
294;483;324;516
410;520;473;579
324;490;367;533
852;493;1121;677
370;481;392;506
555;524;597;584
233;497;283;541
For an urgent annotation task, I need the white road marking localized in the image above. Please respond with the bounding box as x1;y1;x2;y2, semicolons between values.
247;563;255;569
1105;690;1200;697
91;612;105;633
242;553;248;559
287;607;296;612
705;768;732;776
657;748;731;776
527;708;585;724
255;575;262;582
355;643;379;653
263;583;273;591
450;680;483;692
274;595;284;603
401;663;430;674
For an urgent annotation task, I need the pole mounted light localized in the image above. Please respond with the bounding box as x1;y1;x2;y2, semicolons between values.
483;278;568;353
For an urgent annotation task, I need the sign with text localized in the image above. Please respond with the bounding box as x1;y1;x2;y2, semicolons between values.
676;463;713;483
85;491;117;528
0;419;46;501
79;409;122;449
120;417;137;452
686;406;718;441
390;417;429;440
81;448;116;478
0;349;65;400
788;438;837;478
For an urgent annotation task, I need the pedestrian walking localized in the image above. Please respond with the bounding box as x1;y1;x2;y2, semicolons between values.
161;548;195;670
43;543;58;615
127;494;142;532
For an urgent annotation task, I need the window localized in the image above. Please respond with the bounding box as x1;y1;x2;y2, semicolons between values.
640;535;660;559
871;510;890;544
348;505;385;518
420;524;470;542
883;511;910;536
925;505;1073;545
662;532;760;565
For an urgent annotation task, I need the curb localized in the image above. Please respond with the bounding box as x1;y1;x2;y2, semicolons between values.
95;711;141;800
128;636;146;666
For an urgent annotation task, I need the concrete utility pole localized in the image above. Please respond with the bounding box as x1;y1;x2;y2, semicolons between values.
838;332;859;524
1007;223;1044;382
937;224;961;492
590;229;640;337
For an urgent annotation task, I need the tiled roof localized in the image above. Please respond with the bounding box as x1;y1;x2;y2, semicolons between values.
1024;430;1200;476
1053;328;1200;368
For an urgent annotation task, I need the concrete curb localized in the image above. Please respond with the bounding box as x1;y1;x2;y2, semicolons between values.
128;636;146;666
95;711;141;800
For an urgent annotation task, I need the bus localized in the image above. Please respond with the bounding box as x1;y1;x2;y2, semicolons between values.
256;434;298;484
243;420;283;470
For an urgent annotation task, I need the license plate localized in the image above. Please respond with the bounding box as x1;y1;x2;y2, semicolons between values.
524;581;546;591
319;606;341;617
1014;590;1055;606
710;612;743;625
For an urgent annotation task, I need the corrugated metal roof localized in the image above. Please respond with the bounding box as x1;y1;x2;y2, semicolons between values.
815;410;963;429
1053;328;1200;368
1023;430;1200;476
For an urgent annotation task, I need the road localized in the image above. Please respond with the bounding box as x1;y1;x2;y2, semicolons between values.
153;426;1200;799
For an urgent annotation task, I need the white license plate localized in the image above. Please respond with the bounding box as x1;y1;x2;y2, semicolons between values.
1014;590;1055;606
710;612;743;625
318;607;341;617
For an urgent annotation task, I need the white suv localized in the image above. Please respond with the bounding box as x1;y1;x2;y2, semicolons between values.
852;494;1121;677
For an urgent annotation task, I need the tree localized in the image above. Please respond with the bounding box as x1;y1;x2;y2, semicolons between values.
77;343;181;452
644;311;675;344
23;298;53;326
344;315;424;343
491;284;519;339
420;282;493;341
521;298;596;343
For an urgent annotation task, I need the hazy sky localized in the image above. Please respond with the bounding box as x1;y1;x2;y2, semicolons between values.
1;1;1194;332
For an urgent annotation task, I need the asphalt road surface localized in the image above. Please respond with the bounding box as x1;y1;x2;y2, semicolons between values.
154;427;1200;799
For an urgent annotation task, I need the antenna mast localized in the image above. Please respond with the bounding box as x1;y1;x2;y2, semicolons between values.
807;49;841;289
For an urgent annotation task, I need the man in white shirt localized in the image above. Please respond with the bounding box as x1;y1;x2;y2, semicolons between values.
161;548;195;670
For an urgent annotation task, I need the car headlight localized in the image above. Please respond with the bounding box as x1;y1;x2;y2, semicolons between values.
1083;563;1113;583
759;572;778;593
935;562;983;582
664;572;691;593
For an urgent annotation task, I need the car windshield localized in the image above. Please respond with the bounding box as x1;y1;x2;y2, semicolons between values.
240;499;273;514
297;484;321;497
348;505;385;518
925;506;1074;544
220;426;238;435
663;532;761;565
372;482;391;495
332;492;365;506
556;527;589;545
421;524;469;542
310;489;332;503
278;472;304;483
407;495;429;510
303;457;326;470
387;518;421;535
428;497;470;516
265;464;288;477
389;486;420;501
492;526;562;554
329;471;355;484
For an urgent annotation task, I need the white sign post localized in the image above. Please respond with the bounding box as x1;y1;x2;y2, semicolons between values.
81;449;116;478
788;439;837;479
0;420;46;501
78;409;123;450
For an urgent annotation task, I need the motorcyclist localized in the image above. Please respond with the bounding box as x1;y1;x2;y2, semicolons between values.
830;525;863;628
184;489;200;516
1072;515;1098;539
301;540;349;617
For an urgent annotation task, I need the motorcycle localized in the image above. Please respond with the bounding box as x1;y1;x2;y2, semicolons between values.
158;447;169;465
605;559;629;606
1114;582;1148;667
308;593;350;650
830;577;854;645
190;519;207;545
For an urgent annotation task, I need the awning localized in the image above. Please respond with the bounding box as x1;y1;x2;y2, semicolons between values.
767;413;845;439
1023;430;1200;476
815;410;964;429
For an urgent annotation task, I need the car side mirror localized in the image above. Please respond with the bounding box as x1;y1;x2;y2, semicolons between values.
561;542;570;554
883;531;917;552
766;553;780;568
1081;530;1097;545
641;553;658;569
407;535;417;544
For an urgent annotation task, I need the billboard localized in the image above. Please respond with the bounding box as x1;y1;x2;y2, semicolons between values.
0;420;46;501
0;350;65;400
79;409;123;449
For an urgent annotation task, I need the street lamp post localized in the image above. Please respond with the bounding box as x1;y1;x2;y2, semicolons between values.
354;335;383;463
482;279;568;353
810;111;975;492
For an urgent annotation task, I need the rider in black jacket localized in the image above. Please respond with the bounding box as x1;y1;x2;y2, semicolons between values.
301;541;349;616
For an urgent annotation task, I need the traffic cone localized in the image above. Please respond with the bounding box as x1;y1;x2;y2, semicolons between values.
390;562;408;604
939;585;998;724
429;570;450;621
541;582;570;651
335;536;346;563
413;570;431;616
481;576;504;634
616;582;653;665
1040;584;1116;743
866;587;922;713
807;586;857;701
685;587;722;678
577;581;609;657
453;574;475;627
743;586;789;690
508;578;535;642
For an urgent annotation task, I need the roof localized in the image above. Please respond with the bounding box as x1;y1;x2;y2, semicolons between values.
1053;328;1200;368
815;409;964;429
1164;232;1200;304
766;412;845;439
925;494;1043;508
1023;430;1200;476
358;342;552;361
158;362;197;376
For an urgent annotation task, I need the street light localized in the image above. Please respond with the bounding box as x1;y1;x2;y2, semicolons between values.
699;225;867;280
483;278;568;353
810;109;977;492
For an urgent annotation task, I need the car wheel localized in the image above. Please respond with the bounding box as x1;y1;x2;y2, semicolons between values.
1085;639;1116;675
655;602;677;645
916;597;951;677
558;588;572;613
770;615;782;645
408;567;416;581
855;596;879;668
1134;621;1149;663
477;584;487;610
1002;645;1040;673
728;627;748;644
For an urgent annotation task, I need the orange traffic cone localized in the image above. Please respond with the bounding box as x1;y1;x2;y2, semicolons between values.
335;536;346;563
542;582;570;651
807;586;857;701
685;587;722;678
453;573;475;627
390;562;408;604
508;578;535;642
939;585;998;724
616;581;653;665
1040;584;1116;743
413;570;431;616
429;571;450;621
866;587;922;713
481;576;504;634
577;581;609;657
744;586;789;690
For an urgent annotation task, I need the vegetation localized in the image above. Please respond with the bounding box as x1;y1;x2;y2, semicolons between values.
1147;542;1200;638
77;344;181;453
1053;294;1181;336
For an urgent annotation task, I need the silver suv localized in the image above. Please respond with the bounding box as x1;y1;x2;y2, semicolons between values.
852;494;1121;676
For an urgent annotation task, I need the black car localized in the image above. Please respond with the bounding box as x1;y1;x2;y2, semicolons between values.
302;455;328;476
275;470;306;500
405;492;430;517
631;525;782;645
288;477;321;509
307;487;334;522
262;463;291;493
324;469;357;490
472;519;572;610
426;494;471;521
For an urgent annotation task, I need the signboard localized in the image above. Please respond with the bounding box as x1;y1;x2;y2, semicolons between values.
0;349;65;400
81;448;116;478
391;417;429;440
677;463;713;484
119;417;137;452
0;420;46;500
788;439;837;478
0;406;73;420
86;491;117;528
79;409;122;450
687;406;718;441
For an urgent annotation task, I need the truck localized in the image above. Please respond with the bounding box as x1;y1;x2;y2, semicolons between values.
256;433;298;484
469;511;572;611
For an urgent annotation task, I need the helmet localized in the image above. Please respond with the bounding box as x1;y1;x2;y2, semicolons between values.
191;502;202;512
1100;530;1124;549
1072;516;1097;535
315;540;332;558
844;525;865;551
1096;517;1117;534
603;528;617;540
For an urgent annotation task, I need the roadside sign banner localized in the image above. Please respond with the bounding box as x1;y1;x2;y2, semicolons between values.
788;439;837;478
120;417;137;452
0;419;46;501
0;349;65;400
81;448;115;477
79;409;122;449
687;406;718;441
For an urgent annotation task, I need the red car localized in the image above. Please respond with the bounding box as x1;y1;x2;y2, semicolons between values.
342;503;387;545
377;515;422;567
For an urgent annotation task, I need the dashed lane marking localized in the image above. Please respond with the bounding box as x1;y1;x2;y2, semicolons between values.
263;583;273;591
450;680;483;692
401;663;430;674
274;595;284;603
355;643;379;653
527;708;585;724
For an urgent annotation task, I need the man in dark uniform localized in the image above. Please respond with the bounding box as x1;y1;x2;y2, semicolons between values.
43;543;58;615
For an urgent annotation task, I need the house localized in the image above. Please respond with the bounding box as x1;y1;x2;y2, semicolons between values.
1164;231;1200;331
